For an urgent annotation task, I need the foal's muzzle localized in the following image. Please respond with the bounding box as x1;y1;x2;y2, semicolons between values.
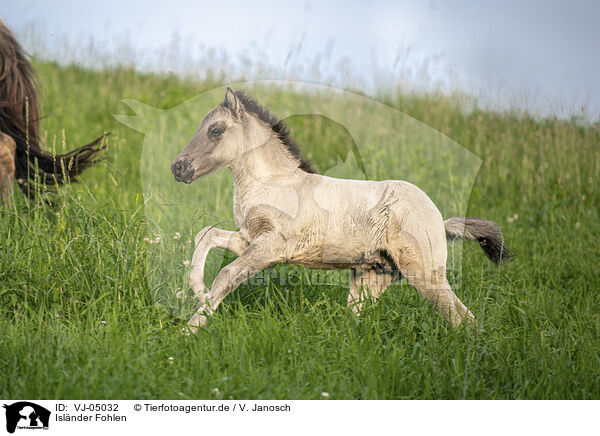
171;158;195;183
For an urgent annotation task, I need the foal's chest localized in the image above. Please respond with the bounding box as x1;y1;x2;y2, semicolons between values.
233;184;301;232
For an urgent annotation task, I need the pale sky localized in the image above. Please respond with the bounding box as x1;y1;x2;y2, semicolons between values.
2;0;599;120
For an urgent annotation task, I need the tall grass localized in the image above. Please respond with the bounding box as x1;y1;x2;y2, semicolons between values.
0;61;598;399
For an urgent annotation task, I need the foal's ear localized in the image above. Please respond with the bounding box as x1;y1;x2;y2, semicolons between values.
224;87;242;118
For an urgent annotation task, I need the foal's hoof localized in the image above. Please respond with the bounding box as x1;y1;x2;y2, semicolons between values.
181;326;195;336
465;311;477;326
190;313;208;327
180;314;207;336
465;312;479;333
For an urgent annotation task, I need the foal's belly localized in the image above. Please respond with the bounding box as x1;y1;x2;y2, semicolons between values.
287;235;391;271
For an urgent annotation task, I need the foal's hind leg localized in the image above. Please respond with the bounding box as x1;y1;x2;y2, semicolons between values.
391;247;474;327
185;227;248;299
348;268;394;315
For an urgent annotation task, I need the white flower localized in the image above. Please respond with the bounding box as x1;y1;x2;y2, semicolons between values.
174;232;181;240
168;357;174;365
211;388;221;395
183;260;191;268
320;392;329;399
143;237;150;242
100;320;106;324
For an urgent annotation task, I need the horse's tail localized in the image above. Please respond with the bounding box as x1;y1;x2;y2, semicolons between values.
444;217;510;265
13;133;110;197
0;20;108;198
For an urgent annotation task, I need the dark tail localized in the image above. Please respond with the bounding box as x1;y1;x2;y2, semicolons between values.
14;133;110;198
0;20;108;198
444;217;511;264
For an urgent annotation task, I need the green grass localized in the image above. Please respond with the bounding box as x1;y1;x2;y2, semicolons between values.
1;60;599;399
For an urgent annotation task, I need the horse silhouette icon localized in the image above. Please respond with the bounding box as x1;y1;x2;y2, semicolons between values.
3;402;50;433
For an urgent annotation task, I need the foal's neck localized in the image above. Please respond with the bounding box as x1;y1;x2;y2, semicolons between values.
228;134;305;187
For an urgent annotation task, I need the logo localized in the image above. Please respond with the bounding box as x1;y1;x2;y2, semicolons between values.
3;402;50;434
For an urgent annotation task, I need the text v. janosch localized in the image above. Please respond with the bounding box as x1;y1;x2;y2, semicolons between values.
55;403;126;422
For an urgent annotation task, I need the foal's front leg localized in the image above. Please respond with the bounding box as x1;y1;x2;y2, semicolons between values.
187;233;284;331
184;227;248;299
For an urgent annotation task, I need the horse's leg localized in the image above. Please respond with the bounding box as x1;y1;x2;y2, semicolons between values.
388;228;475;326
348;268;394;315
185;227;248;299
391;247;474;326
0;133;16;202
186;233;284;331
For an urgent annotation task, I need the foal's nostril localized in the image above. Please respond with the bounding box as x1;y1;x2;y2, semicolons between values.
172;158;194;182
172;161;183;175
171;159;188;177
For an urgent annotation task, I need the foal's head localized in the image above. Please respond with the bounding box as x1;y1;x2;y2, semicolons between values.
171;88;260;183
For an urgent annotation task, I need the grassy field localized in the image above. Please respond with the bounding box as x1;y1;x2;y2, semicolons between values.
0;60;599;399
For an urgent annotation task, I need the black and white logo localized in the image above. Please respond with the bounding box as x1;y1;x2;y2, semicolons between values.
3;402;50;434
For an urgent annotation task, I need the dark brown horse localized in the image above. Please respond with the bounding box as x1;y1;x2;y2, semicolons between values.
0;20;108;200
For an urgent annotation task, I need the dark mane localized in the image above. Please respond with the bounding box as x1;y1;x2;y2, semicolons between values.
232;90;317;174
0;20;108;198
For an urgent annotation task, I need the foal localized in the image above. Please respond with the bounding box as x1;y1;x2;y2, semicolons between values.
172;88;509;331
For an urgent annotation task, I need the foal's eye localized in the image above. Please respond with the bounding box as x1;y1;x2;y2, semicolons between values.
208;123;225;139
